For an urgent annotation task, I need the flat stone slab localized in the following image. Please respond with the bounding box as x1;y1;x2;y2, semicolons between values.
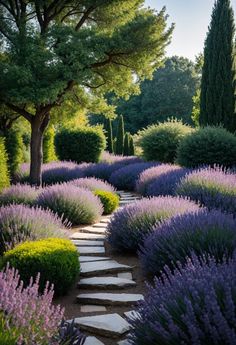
92;223;108;228
118;272;133;280
118;340;132;345
84;336;105;345
80;226;107;234
73;313;130;338
100;218;111;223
74;240;104;247
80;260;132;276
78;277;136;289
119;200;136;205
80;256;110;263
71;233;105;240
77;293;144;306
77;246;105;255
81;305;107;313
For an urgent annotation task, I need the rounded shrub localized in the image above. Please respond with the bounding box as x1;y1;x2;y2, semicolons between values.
4;128;24;177
109;162;157;191
2;238;79;296
0;137;10;192
43;126;57;163
140;209;236;277
37;184;103;225
177;126;236;168
129;256;236;345
55;127;106;164
0;204;68;255
176;166;236;214
0;184;39;206
138;119;193;163
94;190;119;215
69;177;115;192
107;196;199;252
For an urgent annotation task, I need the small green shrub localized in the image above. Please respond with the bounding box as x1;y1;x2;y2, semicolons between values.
0;138;10;192
5;128;24;177
176;126;236;168
138;119;193;163
94;190;119;215
55;127;106;163
43;126;57;163
2;238;80;296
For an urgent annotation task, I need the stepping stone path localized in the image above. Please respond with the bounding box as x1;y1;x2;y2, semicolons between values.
70;191;142;345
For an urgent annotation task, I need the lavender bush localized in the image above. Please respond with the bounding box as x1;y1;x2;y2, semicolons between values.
107;196;199;252
109;162;158;191
100;151;143;165
0;265;64;345
129;255;236;345
68;177;115;192
140;209;236;277
37;184;103;224
53;320;86;345
176;166;236;214
0;204;68;255
0;184;40;206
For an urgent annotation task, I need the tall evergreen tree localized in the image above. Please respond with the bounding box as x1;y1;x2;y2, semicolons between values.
199;0;236;132
123;132;130;156
129;136;135;156
116;115;125;155
106;118;113;153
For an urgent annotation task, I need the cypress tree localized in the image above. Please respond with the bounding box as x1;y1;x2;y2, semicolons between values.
124;132;130;156
199;0;236;132
106;118;113;153
129;136;135;156
116;115;124;155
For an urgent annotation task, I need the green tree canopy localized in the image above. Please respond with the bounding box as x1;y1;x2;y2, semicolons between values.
0;0;174;185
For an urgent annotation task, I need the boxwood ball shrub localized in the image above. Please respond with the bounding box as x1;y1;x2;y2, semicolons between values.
140;209;236;277
55;127;106;164
0;184;40;206
138;119;193;163
69;177;115;192
176;166;236;214
37;184;103;224
129;256;236;345
0;137;10;192
0;204;68;255
177;126;236;168
94;190;119;215
107;196;199;252
2;238;80;296
109;162;157;191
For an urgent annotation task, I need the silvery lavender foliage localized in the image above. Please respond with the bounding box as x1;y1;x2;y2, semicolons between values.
140;209;236;277
109;162;158;191
176;166;236;214
68;177;115;192
129;255;236;345
0;184;40;206
37;184;103;225
107;196;199;252
100;151;143;165
0;265;64;345
52;320;86;345
84;162;125;181
0;204;68;255
136;164;189;196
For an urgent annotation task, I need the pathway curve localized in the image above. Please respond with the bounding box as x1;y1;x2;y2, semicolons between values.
69;191;141;345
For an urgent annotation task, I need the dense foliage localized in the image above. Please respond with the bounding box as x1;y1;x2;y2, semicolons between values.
94;190;119;215
177;126;236;168
0;184;39;206
138;120;193;163
4;128;24;177
115;115;125;155
69;177;115;192
0;137;10;192
43;126;57;163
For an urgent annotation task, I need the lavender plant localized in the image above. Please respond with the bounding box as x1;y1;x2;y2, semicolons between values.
140;209;236;277
68;177;115;192
37;184;103;224
100;151;143;164
176;166;236;214
107;196;199;252
52;320;86;345
0;184;40;206
84;162;125;181
129;255;236;345
0;204;68;255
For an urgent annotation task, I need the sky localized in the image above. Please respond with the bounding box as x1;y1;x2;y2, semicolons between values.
145;0;236;61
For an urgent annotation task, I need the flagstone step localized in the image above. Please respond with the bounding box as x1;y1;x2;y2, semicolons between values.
71;233;105;241
84;336;105;345
118;340;131;345
80;260;132;276
79;256;110;263
74;240;104;247
100;218;111;223
80;226;107;234
77;293;144;306
73;313;130;338
81;305;107;313
78;276;136;290
78;246;105;255
92;223;109;228
117;272;133;280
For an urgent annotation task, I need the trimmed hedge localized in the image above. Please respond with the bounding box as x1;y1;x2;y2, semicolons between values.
4;129;24;177
0;137;10;192
55;127;106;163
94;190;119;215
176;126;236;168
2;238;79;296
43;126;57;163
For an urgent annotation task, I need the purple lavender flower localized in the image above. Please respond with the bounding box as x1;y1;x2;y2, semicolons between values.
140;209;236;277
37;184;103;225
129;255;236;345
0;204;68;255
0;184;40;206
109;162;158;191
84;162;125;181
68;177;115;192
100;151;143;164
176;166;236;214
107;196;199;252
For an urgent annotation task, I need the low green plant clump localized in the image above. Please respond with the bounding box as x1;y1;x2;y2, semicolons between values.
94;190;119;215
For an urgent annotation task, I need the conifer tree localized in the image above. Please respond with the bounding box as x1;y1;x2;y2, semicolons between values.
124;132;130;156
129;136;135;156
199;0;236;132
116;115;125;155
106;119;113;153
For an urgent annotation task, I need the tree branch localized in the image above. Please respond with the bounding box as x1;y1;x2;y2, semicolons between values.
75;5;95;31
5;103;33;122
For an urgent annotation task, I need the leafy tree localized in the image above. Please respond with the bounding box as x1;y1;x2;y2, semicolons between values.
123;132;130;156
200;0;236;132
191;89;201;127
0;1;173;185
107;56;200;133
116;115;124;154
